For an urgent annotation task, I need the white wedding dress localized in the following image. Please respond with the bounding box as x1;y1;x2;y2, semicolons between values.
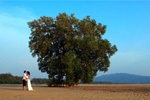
27;79;33;91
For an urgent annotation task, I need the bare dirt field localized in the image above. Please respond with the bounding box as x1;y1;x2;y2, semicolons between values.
0;84;150;100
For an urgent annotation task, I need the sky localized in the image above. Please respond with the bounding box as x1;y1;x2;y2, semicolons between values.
0;1;150;79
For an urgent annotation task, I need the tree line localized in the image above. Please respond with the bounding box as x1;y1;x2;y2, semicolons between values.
31;78;48;84
0;73;22;84
0;73;49;84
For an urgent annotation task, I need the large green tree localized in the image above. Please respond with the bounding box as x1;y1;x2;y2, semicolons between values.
28;13;117;86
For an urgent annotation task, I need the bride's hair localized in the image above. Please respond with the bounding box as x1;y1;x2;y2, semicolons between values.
27;71;30;75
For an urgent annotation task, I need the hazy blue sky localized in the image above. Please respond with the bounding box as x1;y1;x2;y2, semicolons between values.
0;1;150;79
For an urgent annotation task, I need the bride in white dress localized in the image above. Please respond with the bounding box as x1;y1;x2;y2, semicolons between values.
27;71;33;91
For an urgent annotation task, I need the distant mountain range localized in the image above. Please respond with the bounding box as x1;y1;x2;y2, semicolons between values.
93;73;150;83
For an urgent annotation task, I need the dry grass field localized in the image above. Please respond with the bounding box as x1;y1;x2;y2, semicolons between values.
0;84;150;100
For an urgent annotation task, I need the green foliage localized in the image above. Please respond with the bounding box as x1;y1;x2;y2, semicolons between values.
28;13;118;86
0;73;22;84
31;78;48;84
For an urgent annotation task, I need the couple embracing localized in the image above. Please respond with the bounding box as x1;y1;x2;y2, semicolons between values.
22;71;33;91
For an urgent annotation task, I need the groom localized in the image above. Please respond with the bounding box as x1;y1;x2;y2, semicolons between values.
22;70;27;91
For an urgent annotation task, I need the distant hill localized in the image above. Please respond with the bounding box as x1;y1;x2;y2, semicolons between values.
93;73;150;83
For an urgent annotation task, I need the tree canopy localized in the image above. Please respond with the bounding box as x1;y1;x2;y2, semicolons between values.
28;13;117;86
